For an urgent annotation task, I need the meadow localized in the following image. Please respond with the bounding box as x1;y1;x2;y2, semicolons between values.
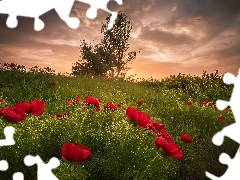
0;64;238;180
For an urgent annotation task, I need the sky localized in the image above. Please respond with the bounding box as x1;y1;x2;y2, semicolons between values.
0;0;240;80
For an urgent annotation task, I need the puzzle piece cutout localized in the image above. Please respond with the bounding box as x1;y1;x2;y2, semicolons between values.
0;0;123;31
0;126;15;172
24;155;60;180
205;69;240;179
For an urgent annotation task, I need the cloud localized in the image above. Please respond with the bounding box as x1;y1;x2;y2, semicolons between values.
138;25;194;47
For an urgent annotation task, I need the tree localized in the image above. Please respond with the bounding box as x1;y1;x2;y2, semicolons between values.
72;12;140;78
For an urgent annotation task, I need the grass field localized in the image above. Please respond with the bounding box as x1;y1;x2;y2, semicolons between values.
0;66;238;180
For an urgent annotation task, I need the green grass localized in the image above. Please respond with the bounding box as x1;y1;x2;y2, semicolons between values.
0;70;238;180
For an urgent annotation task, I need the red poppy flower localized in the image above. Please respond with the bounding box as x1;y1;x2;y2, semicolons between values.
126;107;139;121
66;100;73;106
187;101;192;106
137;100;143;105
74;95;80;103
160;129;172;142
51;82;56;87
155;137;183;160
19;101;33;114
10;63;16;68
0;107;26;123
126;107;150;128
57;113;68;119
30;99;46;116
180;134;193;143
202;101;208;106
136;111;150;128
86;96;100;111
104;102;117;111
218;114;226;120
61;142;91;163
207;102;212;106
118;102;123;107
49;114;56;119
146;121;165;135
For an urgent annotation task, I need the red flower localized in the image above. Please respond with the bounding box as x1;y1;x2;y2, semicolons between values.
49;114;56;119
104;102;117;111
57;113;68;119
147;121;165;135
225;107;229;111
86;96;100;111
160;129;173;142
74;95;80;103
66;100;73;106
30;99;45;116
214;104;217;109
202;101;208;106
10;63;16;68
126;107;150;128
187;101;192;106
155;137;183;160
137;100;143;105
0;107;26;123
61;142;91;163
118;102;123;107
51;82;56;87
207;102;212;106
180;134;193;143
126;107;139;121
218;114;226;120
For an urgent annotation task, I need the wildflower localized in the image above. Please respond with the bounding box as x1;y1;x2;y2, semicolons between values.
104;102;117;111
137;100;143;105
86;96;100;111
155;136;183;160
57;113;68;119
202;101;208;106
218;114;226;120
160;129;173;142
207;102;212;106
214;104;217;109
126;107;151;128
0;107;26;123
30;99;46;116
118;102;123;107
66;100;73;106
61;142;91;163
187;101;193;106
180;134;193;143
49;114;56;119
74;95;80;103
51;82;56;87
147;121;165;135
10;63;16;68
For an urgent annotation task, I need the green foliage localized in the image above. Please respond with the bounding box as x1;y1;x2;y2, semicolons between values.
72;12;140;78
0;68;237;180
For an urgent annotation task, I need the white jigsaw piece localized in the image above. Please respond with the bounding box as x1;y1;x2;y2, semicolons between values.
24;155;60;180
205;69;240;179
0;126;15;172
0;0;123;31
77;0;123;30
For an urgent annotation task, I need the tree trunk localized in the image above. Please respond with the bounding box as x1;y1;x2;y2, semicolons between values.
110;68;114;78
116;66;121;78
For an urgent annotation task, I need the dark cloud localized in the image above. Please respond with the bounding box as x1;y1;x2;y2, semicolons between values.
138;25;194;46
